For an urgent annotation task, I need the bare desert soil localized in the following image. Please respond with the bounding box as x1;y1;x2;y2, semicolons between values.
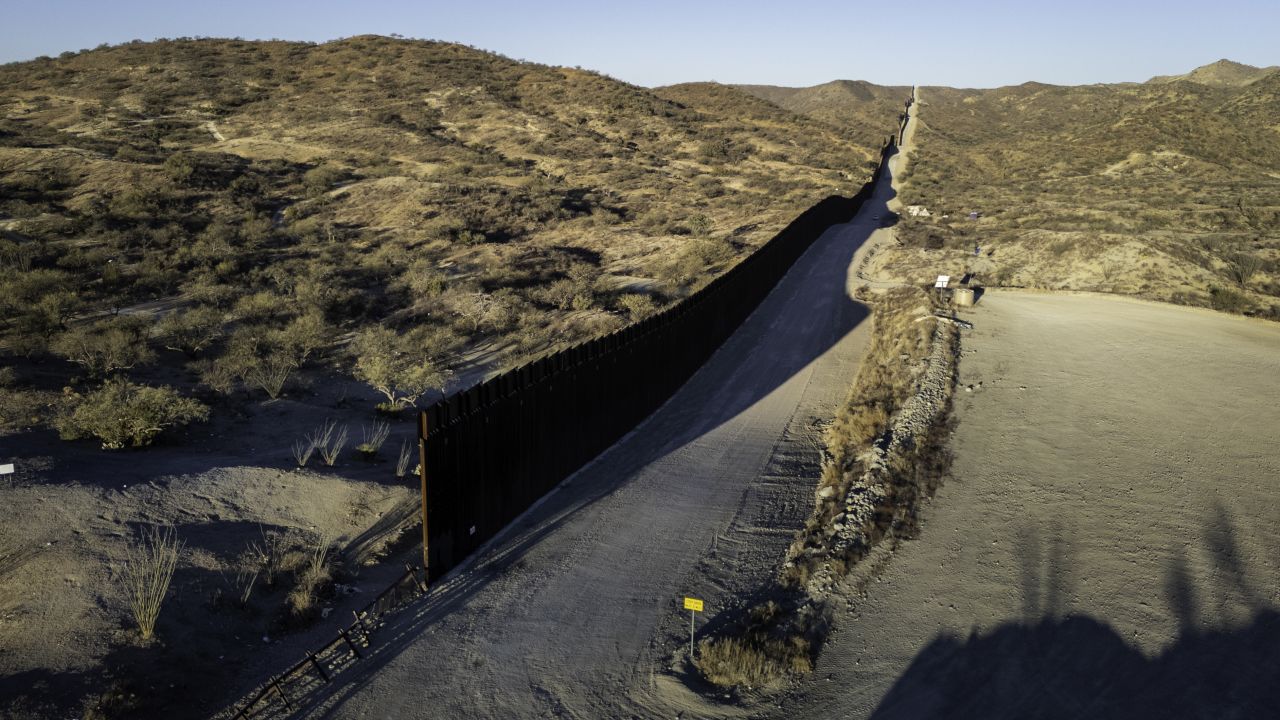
0;382;421;718
777;292;1280;718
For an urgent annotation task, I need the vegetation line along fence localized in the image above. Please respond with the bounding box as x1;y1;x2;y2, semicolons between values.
417;118;910;583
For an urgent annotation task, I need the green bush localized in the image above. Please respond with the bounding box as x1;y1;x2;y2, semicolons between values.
56;379;208;449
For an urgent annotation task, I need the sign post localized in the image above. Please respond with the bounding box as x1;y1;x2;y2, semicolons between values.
683;596;703;659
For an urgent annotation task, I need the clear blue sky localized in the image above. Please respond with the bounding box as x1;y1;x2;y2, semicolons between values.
2;0;1277;88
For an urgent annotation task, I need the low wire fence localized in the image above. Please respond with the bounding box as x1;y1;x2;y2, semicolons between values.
229;565;426;719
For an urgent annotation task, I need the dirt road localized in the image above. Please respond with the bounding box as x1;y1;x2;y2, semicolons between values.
853;86;917;291
776;292;1280;718
289;138;910;720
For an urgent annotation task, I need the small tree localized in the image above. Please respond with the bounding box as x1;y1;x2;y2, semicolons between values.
352;326;446;411
272;312;329;366
56;379;208;449
156;306;224;357
453;291;501;332
50;319;154;377
120;526;183;641
215;324;304;399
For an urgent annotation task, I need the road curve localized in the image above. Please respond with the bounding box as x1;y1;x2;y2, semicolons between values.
295;126;910;720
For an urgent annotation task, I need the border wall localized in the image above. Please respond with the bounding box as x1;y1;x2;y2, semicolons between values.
418;132;904;583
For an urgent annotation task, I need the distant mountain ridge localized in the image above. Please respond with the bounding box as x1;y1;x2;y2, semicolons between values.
735;80;911;150
1148;59;1280;87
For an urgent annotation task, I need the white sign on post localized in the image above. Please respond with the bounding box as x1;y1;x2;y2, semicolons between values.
0;464;14;475
935;275;951;289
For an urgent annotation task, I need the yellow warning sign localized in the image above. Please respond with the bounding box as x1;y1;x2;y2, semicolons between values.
683;597;704;612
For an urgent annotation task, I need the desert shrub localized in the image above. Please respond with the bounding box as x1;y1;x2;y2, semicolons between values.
352;326;447;410
56;378;208;449
695;601;811;688
700;133;751;164
238;355;296;399
155;306;224;357
394;261;449;299
162;150;246;188
618;292;657;319
291;437;316;467
0;384;56;431
687;213;713;237
272;312;329;365
537;278;580;310
229;527;334;620
302;163;347;196
119;526;183;640
1208;285;1249;314
1047;239;1075;256
693;175;725;198
213;323;315;398
1226;252;1262;288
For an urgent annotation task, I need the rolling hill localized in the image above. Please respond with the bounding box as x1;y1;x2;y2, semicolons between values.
1148;58;1280;86
813;63;1279;315
0;35;902;430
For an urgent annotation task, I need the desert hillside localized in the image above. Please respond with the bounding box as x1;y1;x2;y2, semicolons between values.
737;79;912;153
1148;58;1280;86
870;63;1280;316
0;35;900;433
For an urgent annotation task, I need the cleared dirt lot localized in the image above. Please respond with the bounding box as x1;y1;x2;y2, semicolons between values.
779;291;1280;718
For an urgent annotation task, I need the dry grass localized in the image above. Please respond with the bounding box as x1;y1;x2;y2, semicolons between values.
227;527;336;624
285;533;332;620
119;526;183;641
694;601;813;688
356;420;391;458
310;418;348;466
395;438;414;478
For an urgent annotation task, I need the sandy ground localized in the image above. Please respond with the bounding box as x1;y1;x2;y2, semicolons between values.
0;377;422;718
776;291;1280;718
252;136;915;720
